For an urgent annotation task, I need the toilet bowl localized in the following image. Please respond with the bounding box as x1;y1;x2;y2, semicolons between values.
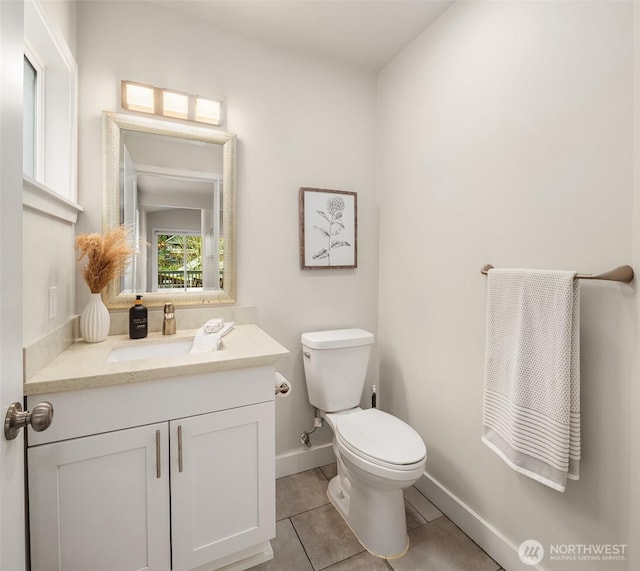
323;408;426;558
301;329;427;558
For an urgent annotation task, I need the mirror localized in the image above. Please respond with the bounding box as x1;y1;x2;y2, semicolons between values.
102;111;236;308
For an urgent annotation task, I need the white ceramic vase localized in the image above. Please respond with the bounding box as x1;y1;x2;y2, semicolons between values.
80;292;110;343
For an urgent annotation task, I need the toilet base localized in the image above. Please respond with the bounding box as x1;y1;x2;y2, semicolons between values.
327;473;410;559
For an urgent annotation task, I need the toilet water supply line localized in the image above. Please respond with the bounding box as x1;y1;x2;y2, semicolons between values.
272;371;319;447
299;385;377;448
300;410;323;448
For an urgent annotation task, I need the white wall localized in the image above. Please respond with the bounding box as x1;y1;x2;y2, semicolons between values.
36;0;76;55
23;0;77;346
76;1;378;457
146;209;201;236
377;2;634;570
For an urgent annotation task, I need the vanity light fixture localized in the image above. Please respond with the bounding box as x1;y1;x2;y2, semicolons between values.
162;89;189;120
122;81;155;114
195;97;222;125
121;80;223;126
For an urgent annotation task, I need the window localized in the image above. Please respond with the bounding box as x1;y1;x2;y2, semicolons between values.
23;54;39;178
23;0;78;213
156;232;203;291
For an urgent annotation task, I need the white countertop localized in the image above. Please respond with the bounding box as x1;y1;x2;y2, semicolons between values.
24;324;289;396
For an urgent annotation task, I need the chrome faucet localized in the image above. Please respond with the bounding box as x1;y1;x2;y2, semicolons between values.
162;303;176;335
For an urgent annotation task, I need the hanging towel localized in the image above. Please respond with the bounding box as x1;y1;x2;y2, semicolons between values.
482;269;580;492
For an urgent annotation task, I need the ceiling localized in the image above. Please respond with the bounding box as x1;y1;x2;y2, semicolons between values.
150;0;454;70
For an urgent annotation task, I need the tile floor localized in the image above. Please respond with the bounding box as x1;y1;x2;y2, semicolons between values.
252;464;504;571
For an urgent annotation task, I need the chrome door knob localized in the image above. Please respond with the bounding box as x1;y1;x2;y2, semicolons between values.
30;402;54;432
4;401;54;440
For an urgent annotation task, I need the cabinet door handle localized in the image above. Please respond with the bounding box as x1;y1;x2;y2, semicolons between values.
178;425;183;473
156;430;161;478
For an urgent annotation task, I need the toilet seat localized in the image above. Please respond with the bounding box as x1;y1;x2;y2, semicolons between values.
333;408;426;470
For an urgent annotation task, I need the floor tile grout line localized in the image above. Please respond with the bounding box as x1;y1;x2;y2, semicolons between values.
277;497;332;522
444;515;503;569
314;548;382;571
402;497;439;524
404;505;443;524
318;466;333;482
404;488;446;524
289;498;368;571
287;515;317;571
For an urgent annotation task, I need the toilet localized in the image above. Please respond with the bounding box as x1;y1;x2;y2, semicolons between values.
301;329;427;559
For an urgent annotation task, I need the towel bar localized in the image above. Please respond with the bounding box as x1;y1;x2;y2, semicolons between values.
481;264;634;283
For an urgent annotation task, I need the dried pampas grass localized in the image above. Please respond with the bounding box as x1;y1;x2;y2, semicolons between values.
75;225;132;293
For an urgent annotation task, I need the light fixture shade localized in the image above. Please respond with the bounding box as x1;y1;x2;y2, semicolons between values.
121;80;223;126
196;97;222;125
163;90;189;119
122;81;155;114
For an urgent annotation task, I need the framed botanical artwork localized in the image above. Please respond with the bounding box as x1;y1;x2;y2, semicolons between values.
299;187;357;269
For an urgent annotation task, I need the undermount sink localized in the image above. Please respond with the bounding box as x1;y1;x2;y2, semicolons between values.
106;338;195;363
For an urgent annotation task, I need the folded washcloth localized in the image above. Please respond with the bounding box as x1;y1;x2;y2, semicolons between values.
202;318;224;334
482;269;580;492
190;321;235;354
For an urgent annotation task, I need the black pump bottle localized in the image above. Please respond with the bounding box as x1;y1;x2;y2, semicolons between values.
129;295;148;339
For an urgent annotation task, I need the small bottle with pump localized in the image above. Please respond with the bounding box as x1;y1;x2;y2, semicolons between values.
129;295;148;339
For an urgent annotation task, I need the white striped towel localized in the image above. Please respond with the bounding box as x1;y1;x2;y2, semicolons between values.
482;269;580;492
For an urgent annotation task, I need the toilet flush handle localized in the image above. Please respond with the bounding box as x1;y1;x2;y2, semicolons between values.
303;352;311;359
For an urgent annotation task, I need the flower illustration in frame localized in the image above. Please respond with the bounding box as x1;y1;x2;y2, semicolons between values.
299;187;357;269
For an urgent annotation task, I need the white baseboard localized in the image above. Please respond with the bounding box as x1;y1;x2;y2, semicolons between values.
275;443;336;478
416;472;546;571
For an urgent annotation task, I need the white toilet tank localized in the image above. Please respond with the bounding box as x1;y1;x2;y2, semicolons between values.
301;329;374;412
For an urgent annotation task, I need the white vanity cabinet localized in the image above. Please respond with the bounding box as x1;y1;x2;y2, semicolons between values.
170;403;274;571
26;365;277;571
28;423;171;571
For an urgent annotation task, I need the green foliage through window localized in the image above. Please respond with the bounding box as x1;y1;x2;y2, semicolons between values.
157;233;203;290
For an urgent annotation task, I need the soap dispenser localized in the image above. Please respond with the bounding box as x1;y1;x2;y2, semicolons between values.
129;295;148;339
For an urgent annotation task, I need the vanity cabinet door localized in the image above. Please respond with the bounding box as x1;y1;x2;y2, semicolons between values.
170;402;275;571
28;423;171;571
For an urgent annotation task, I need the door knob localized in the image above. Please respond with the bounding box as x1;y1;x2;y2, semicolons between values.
4;401;53;440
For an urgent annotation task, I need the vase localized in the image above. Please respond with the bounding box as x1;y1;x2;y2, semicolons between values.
80;293;110;343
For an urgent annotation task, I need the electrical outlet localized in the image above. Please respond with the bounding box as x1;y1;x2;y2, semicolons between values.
48;286;57;320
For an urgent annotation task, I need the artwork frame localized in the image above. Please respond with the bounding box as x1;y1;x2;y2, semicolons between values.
299;187;357;269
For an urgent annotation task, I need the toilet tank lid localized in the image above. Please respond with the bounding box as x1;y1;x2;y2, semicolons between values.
301;329;374;349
